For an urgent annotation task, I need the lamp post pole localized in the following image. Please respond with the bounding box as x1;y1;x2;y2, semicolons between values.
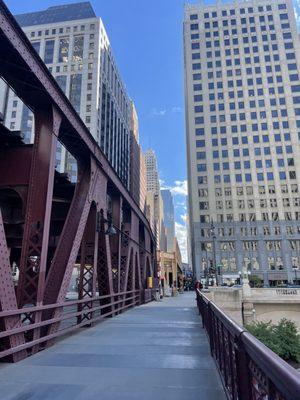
205;266;209;289
292;265;298;285
210;222;218;286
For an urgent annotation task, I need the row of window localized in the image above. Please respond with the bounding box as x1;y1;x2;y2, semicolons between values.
197;148;295;161
202;256;300;272
197;170;297;185
201;23;289;36
194;113;293;125
190;21;291;41
197;132;293;146
197;136;294;151
194;45;294;62
192;52;295;71
200;185;299;198
203;33;283;47
201;226;300;238
190;4;285;20
200;196;300;211
29;23;95;38
198;159;294;173
194;89;287;103
199;211;300;224
190;12;288;30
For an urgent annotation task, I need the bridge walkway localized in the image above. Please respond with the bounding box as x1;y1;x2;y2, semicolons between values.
0;292;225;400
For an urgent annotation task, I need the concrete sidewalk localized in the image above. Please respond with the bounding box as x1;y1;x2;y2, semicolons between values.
0;292;225;400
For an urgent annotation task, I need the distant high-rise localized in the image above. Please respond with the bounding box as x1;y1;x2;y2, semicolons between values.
145;149;160;192
184;0;300;285
2;2;131;187
144;148;166;250
129;101;147;211
161;189;175;252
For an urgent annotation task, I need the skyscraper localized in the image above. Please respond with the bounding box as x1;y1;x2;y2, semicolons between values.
144;149;160;192
184;0;300;286
2;2;131;187
129;101;147;212
161;189;175;252
144;149;166;250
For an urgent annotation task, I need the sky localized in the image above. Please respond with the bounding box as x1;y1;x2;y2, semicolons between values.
5;0;300;262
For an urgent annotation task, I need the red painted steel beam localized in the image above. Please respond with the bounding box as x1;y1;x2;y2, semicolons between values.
0;209;26;361
0;146;32;186
17;107;61;309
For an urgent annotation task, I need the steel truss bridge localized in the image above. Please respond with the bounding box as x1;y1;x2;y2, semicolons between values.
0;0;156;362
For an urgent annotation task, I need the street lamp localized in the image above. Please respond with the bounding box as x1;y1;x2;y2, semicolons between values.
292;264;298;285
238;270;242;285
105;222;117;236
210;221;218;286
96;211;118;236
205;266;209;289
247;270;251;287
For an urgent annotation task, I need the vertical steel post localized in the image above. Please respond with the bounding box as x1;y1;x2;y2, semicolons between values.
0;209;26;361
17;107;61;310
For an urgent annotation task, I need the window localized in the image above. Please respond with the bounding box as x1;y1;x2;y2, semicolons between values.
44;40;55;64
196;140;205;147
69;74;82;113
56;75;67;93
73;36;84;62
58;38;69;63
198;176;207;184
32;41;40;54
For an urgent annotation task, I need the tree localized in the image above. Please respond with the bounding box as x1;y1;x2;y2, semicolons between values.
248;274;263;288
246;319;300;363
274;319;300;362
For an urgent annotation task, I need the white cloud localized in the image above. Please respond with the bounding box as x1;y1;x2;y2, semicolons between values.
150;106;183;117
150;108;167;117
161;180;188;197
180;213;187;223
171;180;188;196
175;222;188;263
160;180;188;262
171;106;183;113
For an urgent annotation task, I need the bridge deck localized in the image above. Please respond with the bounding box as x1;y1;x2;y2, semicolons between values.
0;292;225;400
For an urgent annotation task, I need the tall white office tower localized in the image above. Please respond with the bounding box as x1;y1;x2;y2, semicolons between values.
184;0;300;286
144;149;166;250
2;2;131;187
144;149;161;193
161;189;175;252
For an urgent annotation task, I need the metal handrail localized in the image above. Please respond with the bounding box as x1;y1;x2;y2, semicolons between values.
0;289;140;318
0;289;142;360
196;289;300;400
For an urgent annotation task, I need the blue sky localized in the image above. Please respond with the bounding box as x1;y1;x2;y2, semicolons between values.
6;0;300;262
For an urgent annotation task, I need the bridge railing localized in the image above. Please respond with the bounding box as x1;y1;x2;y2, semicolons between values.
196;289;300;400
0;289;141;361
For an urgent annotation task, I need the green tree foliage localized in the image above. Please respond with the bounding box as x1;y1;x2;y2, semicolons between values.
246;319;300;363
248;275;263;288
